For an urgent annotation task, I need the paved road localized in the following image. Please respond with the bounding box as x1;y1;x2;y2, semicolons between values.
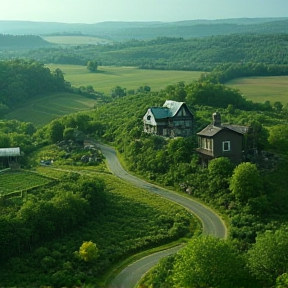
96;144;227;288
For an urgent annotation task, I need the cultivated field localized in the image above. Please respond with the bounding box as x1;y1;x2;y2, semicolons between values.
46;64;203;94
0;170;52;195
42;35;111;45
5;92;96;126
226;76;288;104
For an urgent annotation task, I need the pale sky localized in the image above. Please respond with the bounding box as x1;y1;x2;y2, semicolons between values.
0;0;287;23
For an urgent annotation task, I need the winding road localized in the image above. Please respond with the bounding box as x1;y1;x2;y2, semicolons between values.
96;144;227;288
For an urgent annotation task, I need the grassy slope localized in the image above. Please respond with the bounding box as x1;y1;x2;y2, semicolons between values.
226;76;288;104
5;92;96;126
46;65;202;94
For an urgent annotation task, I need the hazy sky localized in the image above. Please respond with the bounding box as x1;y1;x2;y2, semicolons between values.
0;0;287;23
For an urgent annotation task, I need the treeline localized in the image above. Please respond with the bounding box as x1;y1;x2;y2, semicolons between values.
3;34;288;71
204;62;288;84
0;34;52;50
0;59;70;114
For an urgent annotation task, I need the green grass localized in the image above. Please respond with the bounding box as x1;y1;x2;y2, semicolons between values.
42;35;111;45
0;170;52;195
5;92;96;126
46;64;202;94
226;76;288;104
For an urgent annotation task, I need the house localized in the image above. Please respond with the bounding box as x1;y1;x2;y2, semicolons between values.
143;100;194;137
196;112;248;166
0;147;21;169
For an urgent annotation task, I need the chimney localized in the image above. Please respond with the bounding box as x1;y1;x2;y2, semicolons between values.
212;112;221;127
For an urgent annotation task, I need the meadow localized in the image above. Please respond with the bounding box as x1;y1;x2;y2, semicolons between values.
46;64;203;94
5;92;96;126
226;75;288;104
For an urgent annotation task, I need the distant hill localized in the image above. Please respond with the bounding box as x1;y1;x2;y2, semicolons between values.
0;34;53;50
0;18;287;40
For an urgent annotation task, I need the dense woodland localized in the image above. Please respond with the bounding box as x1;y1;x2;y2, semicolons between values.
1;34;288;73
0;59;70;115
1;44;288;287
0;34;52;50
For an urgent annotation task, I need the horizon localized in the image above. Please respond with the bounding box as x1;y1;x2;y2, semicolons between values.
1;16;288;25
0;0;287;24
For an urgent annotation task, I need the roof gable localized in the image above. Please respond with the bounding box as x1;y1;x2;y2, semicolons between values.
162;100;184;117
197;124;247;137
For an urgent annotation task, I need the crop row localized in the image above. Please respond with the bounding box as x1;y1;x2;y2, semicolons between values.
0;171;52;195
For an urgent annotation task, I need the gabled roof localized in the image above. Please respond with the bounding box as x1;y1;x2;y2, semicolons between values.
197;124;247;137
163;100;184;117
0;147;21;157
197;125;223;137
150;100;186;120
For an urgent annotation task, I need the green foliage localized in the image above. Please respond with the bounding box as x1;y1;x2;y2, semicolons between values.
230;162;263;204
87;60;98;72
247;226;288;286
0;59;69;112
276;273;288;288
185;81;247;109
8;33;288;72
48;120;64;143
268;124;288;153
77;241;99;262
171;236;251;288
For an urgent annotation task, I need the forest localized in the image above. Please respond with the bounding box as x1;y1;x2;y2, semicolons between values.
0;34;52;50
1;52;288;287
1;33;288;73
0;59;70;116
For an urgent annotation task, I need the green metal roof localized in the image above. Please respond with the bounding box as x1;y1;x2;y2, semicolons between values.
150;100;185;120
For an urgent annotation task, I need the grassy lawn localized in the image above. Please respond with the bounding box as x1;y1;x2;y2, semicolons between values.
5;92;96;126
226;76;288;104
46;64;203;94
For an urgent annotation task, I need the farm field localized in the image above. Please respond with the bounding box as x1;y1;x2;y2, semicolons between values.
5;92;96;126
226;76;288;104
46;64;203;94
42;35;111;45
0;170;52;195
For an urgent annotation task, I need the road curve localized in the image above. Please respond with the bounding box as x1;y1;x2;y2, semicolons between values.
96;144;227;288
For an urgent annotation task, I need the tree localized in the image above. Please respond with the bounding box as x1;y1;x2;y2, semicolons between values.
87;60;98;72
247;227;288;286
268;124;288;153
48;120;64;143
77;241;99;262
208;157;234;197
230;162;262;204
172;236;250;288
111;86;126;98
273;101;283;112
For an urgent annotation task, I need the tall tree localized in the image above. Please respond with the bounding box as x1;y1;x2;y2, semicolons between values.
172;236;251;288
229;162;262;204
247;227;288;287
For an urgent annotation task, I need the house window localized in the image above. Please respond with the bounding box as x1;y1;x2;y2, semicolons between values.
223;141;230;151
201;138;212;150
147;115;151;120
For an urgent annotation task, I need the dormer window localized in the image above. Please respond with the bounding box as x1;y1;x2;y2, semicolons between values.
223;141;230;151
